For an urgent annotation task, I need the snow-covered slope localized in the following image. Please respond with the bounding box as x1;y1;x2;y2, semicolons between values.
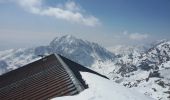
108;41;170;100
52;72;154;100
0;48;41;74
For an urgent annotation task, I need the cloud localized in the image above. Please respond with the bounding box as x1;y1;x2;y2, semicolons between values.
14;0;100;27
129;33;149;40
120;31;149;41
64;1;82;12
123;30;128;35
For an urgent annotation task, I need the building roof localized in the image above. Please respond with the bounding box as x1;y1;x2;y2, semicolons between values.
0;54;108;100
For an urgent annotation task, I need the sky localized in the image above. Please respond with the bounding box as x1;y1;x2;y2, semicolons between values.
0;0;170;50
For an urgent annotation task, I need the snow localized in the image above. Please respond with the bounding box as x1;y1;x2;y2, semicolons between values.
131;78;170;100
160;69;170;80
0;48;41;75
51;72;155;100
161;61;170;68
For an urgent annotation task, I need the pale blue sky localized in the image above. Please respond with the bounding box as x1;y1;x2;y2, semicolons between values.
0;0;170;50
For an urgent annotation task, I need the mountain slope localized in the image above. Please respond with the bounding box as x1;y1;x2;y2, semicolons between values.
50;35;115;67
52;72;154;100
109;41;170;100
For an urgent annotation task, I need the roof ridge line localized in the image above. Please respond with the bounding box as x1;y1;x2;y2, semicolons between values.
54;54;85;93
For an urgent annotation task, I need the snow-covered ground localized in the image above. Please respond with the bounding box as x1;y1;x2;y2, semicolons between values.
52;72;155;100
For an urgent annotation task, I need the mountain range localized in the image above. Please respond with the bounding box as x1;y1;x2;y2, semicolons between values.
0;35;169;100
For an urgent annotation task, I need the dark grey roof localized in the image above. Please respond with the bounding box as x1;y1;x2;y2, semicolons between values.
0;54;108;100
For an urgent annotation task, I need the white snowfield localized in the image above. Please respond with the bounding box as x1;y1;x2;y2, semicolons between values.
52;72;155;100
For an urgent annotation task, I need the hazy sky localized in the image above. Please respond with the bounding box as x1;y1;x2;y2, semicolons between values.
0;0;170;50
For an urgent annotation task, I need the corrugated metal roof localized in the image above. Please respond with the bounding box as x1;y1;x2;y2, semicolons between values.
0;54;108;100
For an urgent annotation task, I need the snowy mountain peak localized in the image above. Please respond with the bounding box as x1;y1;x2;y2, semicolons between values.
50;35;84;46
156;40;170;49
50;35;115;67
145;40;170;67
153;39;169;46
